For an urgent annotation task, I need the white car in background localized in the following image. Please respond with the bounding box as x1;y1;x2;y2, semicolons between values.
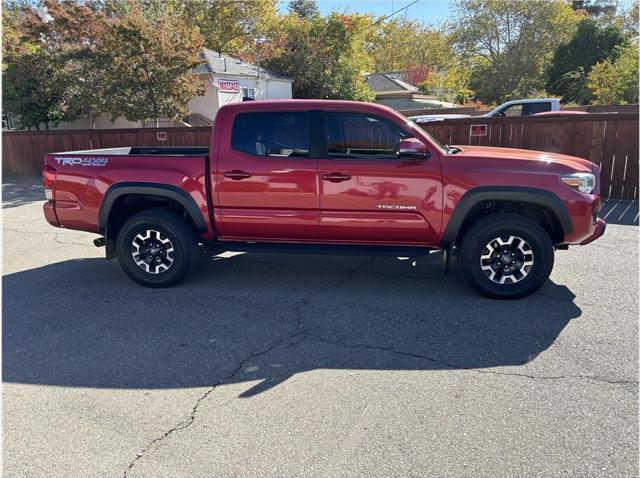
409;98;562;123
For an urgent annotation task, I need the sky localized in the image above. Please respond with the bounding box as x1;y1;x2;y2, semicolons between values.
276;0;453;26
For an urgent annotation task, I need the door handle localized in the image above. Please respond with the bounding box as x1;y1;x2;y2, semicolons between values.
322;172;352;183
224;170;252;180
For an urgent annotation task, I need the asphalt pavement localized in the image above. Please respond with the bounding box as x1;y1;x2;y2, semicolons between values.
3;177;638;477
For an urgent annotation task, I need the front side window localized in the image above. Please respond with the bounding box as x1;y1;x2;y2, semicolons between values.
231;112;309;158
496;104;524;117
325;112;408;160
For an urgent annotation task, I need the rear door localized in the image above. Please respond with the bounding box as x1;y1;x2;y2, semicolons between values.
215;110;319;240
317;111;442;245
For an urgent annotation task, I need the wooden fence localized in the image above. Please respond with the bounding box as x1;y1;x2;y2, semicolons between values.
3;112;638;199
2;127;211;175
420;113;638;199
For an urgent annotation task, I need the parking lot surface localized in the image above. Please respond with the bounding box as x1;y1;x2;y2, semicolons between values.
3;177;638;477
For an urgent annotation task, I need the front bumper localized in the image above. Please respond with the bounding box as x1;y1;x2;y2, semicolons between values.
579;218;606;245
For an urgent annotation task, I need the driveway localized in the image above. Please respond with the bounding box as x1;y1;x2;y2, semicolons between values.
3;177;638;477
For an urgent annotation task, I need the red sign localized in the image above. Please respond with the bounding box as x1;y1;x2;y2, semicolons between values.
470;124;488;136
218;80;241;92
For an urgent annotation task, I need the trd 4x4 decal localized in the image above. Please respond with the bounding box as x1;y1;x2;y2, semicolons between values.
54;157;109;167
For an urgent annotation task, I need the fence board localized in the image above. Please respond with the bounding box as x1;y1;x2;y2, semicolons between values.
599;120;619;198
2;113;638;199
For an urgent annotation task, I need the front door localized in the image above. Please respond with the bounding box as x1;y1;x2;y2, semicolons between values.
216;110;318;241
317;111;442;245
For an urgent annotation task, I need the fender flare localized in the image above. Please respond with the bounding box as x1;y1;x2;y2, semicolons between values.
442;186;573;244
97;182;207;235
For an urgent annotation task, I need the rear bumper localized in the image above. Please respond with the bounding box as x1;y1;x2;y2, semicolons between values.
43;201;61;227
579;218;606;245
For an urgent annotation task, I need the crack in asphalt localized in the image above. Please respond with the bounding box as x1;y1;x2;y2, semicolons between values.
122;332;303;477
122;258;374;477
303;335;639;386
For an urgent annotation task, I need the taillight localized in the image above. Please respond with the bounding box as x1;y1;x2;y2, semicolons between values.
42;164;57;201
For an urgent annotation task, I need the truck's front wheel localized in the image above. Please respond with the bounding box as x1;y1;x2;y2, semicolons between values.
116;210;199;288
458;213;554;299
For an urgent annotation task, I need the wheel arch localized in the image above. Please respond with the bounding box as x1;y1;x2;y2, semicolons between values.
98;182;207;234
98;183;207;259
442;186;572;246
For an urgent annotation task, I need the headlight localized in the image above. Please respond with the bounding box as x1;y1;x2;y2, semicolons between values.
560;172;596;194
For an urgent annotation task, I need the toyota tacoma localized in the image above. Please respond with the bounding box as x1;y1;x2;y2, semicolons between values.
42;100;605;298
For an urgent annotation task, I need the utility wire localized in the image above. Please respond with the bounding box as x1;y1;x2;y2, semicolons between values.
361;0;422;32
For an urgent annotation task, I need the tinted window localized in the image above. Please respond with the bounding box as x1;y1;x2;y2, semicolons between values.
325;112;407;160
232;112;309;157
522;102;552;115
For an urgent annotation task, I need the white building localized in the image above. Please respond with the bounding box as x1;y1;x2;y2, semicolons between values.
188;48;293;124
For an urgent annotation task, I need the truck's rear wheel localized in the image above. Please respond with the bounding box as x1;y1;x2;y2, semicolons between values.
116;210;199;288
458;213;554;299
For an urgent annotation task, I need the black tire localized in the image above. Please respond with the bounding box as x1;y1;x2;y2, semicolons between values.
116;210;200;288
458;213;554;299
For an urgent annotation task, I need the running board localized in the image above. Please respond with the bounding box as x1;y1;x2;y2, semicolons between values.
215;241;433;257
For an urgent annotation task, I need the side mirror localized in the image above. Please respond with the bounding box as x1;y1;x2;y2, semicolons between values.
399;137;429;159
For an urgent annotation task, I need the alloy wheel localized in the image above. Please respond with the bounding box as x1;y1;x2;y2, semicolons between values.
480;235;534;284
131;229;175;274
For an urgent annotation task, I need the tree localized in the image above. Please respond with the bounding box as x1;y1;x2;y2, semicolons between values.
401;64;431;86
288;0;319;19
419;64;474;104
546;19;626;103
616;0;639;38
264;13;374;101
1;0;103;129
100;4;204;124
365;16;453;73
452;0;579;103
571;0;617;18
180;0;277;56
37;0;110;128
587;41;639;104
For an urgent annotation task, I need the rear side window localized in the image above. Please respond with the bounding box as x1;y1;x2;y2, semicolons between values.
231;112;309;158
522;102;552;115
325;112;407;160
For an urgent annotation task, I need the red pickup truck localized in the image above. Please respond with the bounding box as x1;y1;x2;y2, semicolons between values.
42;100;605;298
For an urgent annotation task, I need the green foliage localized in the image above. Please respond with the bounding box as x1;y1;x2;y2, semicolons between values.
587;41;639;104
546;19;626;104
452;0;579;104
617;1;639;37
571;0;617;18
100;3;204;122
419;64;474;104
365;16;453;73
2;0;205;127
2;0;108;129
288;0;319;19
181;0;277;57
264;13;374;101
